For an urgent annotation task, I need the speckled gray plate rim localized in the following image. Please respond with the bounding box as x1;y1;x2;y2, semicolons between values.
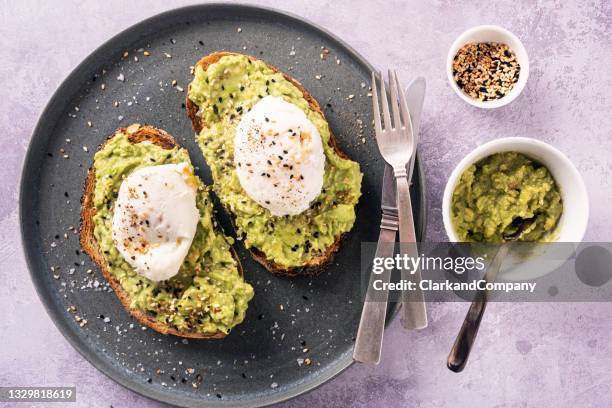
19;3;427;408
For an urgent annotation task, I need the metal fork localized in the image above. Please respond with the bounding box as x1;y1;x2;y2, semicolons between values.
372;70;428;330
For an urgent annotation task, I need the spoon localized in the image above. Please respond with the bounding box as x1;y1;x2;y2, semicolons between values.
447;217;533;372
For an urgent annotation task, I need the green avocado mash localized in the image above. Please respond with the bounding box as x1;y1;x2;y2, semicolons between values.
188;55;363;268
92;132;253;334
451;152;563;242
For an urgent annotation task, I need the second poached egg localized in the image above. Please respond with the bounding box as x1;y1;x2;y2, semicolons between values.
234;96;325;216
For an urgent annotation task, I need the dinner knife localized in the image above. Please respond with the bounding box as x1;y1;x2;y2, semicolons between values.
353;79;426;364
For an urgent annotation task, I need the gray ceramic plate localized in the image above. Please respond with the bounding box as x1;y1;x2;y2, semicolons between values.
19;4;426;407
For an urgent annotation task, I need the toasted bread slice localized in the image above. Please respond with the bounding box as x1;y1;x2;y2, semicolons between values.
80;124;248;338
186;52;360;277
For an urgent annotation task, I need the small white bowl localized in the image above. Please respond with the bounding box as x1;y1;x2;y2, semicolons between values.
442;137;589;243
447;25;529;109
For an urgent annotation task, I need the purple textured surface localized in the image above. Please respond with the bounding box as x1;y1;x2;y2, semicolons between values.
1;0;611;407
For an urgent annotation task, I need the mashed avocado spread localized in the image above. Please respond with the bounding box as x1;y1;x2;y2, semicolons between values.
188;54;362;268
92;132;253;334
451;152;563;242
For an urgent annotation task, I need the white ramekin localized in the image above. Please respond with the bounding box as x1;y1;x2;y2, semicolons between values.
447;25;529;109
442;137;589;243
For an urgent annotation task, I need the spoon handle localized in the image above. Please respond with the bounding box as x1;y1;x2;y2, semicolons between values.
447;293;487;372
447;244;510;372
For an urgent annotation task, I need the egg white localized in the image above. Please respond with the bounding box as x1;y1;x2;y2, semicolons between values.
111;163;199;282
234;96;325;216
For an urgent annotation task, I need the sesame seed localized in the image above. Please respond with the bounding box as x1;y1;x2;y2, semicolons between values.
452;42;520;101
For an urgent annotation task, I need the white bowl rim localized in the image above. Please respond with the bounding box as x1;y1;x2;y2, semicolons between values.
442;137;589;242
446;24;530;109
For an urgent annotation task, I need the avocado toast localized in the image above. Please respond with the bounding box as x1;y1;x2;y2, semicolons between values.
80;124;253;338
186;52;363;277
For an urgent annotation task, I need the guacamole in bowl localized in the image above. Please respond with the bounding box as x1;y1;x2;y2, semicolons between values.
450;151;563;242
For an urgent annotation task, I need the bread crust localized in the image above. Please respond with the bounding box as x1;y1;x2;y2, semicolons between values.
186;52;354;277
79;124;242;339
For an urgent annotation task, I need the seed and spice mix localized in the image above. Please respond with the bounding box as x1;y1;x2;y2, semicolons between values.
452;42;520;101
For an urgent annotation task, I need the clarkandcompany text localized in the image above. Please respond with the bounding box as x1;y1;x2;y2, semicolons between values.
372;279;537;293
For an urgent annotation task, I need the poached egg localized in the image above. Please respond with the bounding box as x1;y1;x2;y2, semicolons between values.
234;96;325;216
111;162;200;282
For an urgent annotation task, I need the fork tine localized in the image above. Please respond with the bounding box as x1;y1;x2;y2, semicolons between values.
389;69;401;129
379;71;392;130
371;72;382;136
394;70;412;135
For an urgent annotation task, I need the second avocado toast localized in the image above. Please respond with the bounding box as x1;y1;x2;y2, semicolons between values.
186;52;363;277
80;124;253;338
